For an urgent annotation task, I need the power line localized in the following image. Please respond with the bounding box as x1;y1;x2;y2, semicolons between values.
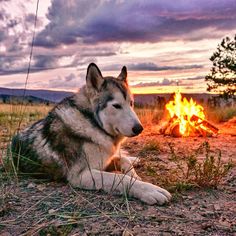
17;0;40;132
22;0;40;97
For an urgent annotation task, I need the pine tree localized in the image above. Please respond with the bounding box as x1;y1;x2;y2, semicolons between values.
205;35;236;98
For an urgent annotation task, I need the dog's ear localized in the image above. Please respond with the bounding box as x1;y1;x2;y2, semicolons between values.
117;66;127;83
86;63;104;91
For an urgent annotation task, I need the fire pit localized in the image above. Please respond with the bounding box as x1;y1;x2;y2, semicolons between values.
160;91;219;137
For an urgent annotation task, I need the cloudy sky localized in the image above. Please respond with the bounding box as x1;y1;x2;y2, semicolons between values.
0;0;235;94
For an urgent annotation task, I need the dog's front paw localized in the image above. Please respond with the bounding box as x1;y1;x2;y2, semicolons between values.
133;182;171;205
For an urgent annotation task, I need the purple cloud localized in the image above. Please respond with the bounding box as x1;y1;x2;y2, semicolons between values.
103;62;203;72
34;0;236;47
127;62;203;71
133;78;175;87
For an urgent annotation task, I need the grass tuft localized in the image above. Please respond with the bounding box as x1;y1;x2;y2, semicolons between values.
167;141;234;190
135;107;164;125
140;139;161;154
207;106;236;123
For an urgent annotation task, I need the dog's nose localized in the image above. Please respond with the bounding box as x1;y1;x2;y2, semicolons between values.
132;123;143;135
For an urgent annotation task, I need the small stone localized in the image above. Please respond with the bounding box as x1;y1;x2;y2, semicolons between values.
27;182;35;188
214;204;221;211
201;223;212;230
36;184;46;191
122;229;133;236
48;209;56;214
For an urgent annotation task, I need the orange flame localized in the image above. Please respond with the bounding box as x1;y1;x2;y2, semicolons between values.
165;91;205;136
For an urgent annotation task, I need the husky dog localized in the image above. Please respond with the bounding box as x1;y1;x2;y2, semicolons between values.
11;63;171;205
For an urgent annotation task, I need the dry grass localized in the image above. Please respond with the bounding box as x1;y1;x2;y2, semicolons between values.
139;139;161;155
206;105;236;123
135;107;164;125
0;103;51;177
0;103;51;142
0;103;52;179
167;141;233;190
0;103;50;123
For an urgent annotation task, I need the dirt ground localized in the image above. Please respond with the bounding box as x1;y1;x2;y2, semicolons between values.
0;121;236;235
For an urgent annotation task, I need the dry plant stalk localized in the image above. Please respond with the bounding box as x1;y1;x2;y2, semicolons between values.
168;141;233;189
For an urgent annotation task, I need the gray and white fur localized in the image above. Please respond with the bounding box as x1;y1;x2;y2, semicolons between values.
11;63;171;205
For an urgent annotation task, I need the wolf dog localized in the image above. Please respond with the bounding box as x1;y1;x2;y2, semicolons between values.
11;63;171;205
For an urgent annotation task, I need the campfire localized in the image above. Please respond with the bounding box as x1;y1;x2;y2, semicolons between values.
160;91;219;137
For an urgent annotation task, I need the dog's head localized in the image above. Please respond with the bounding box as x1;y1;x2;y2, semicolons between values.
86;63;143;137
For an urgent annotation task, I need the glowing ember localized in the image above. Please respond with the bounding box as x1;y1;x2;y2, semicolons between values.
161;91;219;137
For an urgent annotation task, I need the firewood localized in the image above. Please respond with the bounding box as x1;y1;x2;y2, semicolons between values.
159;121;169;134
190;115;219;134
160;114;218;137
159;115;178;134
170;123;181;137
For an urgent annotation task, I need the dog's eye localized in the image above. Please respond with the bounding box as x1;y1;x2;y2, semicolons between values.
113;104;122;109
130;101;134;107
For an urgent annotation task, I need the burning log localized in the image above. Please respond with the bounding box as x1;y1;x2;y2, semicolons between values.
160;114;218;137
160;115;218;137
159;115;178;134
190;115;219;134
159;91;219;137
170;123;181;137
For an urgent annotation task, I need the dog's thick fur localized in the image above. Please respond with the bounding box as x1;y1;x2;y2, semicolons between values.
11;63;171;205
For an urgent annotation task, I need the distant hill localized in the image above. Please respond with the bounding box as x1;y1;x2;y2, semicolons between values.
0;87;218;106
0;94;52;104
0;87;73;103
134;93;217;106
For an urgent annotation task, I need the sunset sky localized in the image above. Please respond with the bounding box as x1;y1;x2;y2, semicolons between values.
0;0;236;94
